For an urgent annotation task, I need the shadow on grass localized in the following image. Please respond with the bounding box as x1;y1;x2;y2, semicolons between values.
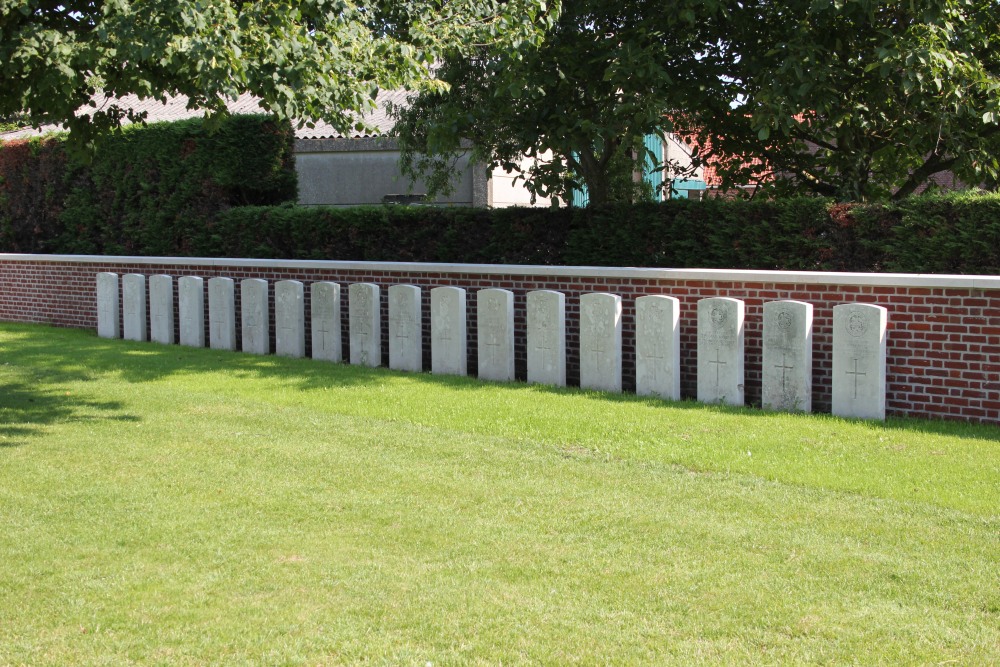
2;323;998;443
0;379;137;447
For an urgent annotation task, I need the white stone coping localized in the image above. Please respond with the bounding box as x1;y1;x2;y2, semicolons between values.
3;253;999;290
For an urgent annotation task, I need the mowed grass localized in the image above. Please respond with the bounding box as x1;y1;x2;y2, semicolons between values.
0;322;998;665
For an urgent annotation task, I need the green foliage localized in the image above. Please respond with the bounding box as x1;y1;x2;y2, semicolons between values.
853;191;1000;273
206;193;1000;273
0;138;72;253
393;0;722;205
0;0;554;150
203;204;575;265
689;0;1000;201
0;115;296;254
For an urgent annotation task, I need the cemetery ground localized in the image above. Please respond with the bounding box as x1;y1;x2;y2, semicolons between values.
0;322;998;665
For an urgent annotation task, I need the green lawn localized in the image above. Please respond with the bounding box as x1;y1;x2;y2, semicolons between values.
1;322;998;665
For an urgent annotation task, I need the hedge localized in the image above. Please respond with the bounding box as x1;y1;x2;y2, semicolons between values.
197;193;1000;274
2;120;999;274
0;115;296;255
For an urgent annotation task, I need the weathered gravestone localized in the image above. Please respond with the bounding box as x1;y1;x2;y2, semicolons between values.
96;272;120;339
832;303;888;420
208;277;236;351
178;276;205;348
310;282;342;362
349;283;381;367
697;297;744;406
149;274;175;345
477;288;515;382
579;292;622;393
388;284;422;372
762;300;813;412
122;274;147;342
431;286;467;376
275;280;305;358
241;279;270;355
526;290;566;387
635;295;680;400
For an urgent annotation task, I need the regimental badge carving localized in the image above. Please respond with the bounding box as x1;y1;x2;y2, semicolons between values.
355;287;372;336
846;311;868;337
638;301;666;360
711;306;727;328
776;310;793;331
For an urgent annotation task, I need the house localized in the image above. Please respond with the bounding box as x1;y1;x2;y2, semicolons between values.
0;92;556;209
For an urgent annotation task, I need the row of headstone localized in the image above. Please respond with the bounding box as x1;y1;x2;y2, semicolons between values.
96;273;888;420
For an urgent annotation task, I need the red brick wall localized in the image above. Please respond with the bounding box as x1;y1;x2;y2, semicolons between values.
2;255;997;424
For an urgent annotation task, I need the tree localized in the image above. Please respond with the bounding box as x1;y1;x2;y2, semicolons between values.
686;0;1000;201
393;0;729;206
0;0;553;148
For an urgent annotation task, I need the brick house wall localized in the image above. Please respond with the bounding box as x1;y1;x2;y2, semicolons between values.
2;254;997;424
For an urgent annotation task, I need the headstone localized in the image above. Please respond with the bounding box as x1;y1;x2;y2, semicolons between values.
762;300;813;412
349;283;380;367
388;284;422;372
208;277;236;351
635;295;680;400
275;280;305;358
122;274;147;342
96;272;119;339
241;279;270;355
697;297;744;406
832;303;888;420
526;290;566;386
148;275;175;345
579;292;622;393
178;276;205;347
311;281;342;362
477;288;515;382
431;286;467;376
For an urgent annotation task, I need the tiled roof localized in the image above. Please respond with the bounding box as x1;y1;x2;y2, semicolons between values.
0;89;413;141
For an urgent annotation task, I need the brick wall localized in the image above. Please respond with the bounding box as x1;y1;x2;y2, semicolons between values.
2;254;998;424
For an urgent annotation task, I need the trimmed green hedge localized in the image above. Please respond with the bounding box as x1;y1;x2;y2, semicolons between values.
0;115;296;254
198;193;1000;274
2;123;999;275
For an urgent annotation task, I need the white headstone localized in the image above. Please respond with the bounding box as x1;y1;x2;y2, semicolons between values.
241;279;270;355
310;281;342;362
388;284;422;372
579;293;622;393
275;280;305;358
697;297;744;406
178;276;205;348
349;283;381;367
122;274;147;342
635;295;680;400
431;286;467;376
477;288;515;382
96;272;119;339
762;300;813;412
832;303;888;420
526;290;566;387
208;277;236;351
148;275;175;345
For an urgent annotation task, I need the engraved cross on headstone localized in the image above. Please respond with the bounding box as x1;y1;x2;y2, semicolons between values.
315;317;332;353
847;358;867;399
587;305;608;369
709;348;727;391
775;352;794;393
99;297;115;325
211;304;225;341
245;307;260;348
394;296;413;353
483;297;502;366
639;305;665;361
